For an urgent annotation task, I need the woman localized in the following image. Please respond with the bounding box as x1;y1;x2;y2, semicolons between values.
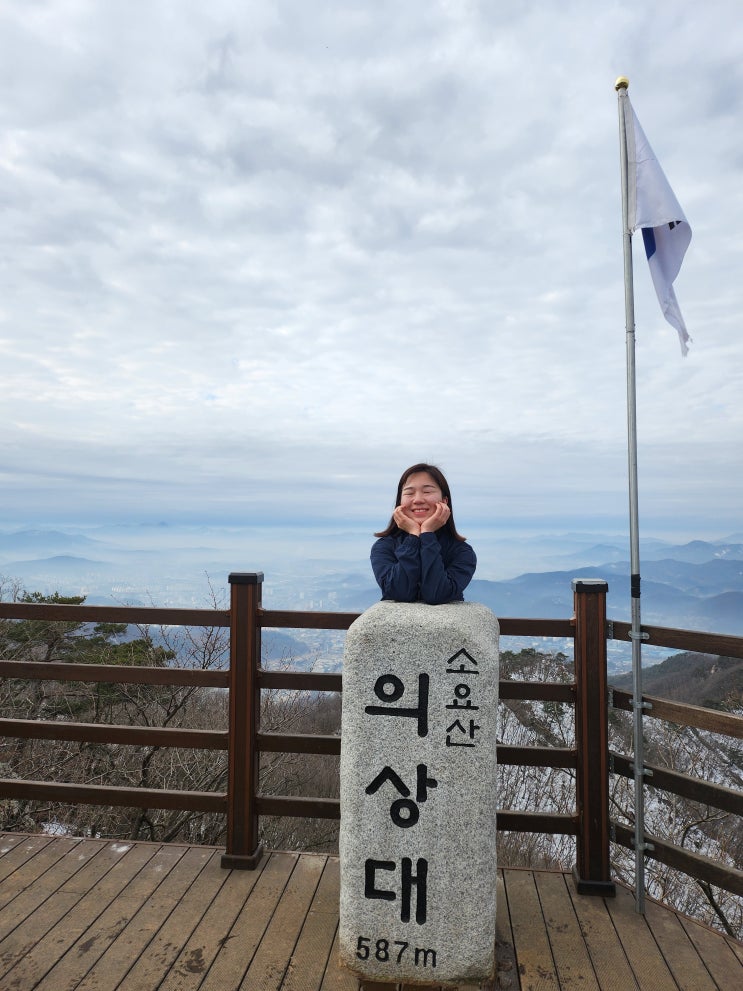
371;463;476;604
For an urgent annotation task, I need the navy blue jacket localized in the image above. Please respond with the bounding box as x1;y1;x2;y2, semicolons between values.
370;529;476;604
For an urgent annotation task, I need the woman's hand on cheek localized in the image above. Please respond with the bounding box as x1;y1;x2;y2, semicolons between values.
420;501;450;533
394;506;421;536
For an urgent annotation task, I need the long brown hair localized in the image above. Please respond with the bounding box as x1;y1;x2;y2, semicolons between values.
374;463;467;541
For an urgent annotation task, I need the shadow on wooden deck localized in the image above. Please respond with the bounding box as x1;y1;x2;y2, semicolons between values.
0;833;740;990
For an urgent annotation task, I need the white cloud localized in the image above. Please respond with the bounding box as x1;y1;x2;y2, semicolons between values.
1;0;742;536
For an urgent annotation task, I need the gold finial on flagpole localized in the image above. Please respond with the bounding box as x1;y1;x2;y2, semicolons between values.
615;76;629;91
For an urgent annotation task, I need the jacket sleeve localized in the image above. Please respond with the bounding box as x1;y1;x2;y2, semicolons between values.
419;533;477;604
370;535;421;602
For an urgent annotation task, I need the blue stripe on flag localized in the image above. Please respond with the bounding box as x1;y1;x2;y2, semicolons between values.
642;226;656;260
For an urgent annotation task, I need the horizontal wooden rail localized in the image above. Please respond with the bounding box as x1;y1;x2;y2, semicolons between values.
499;618;576;637
256;734;576;769
0;778;226;812
499;746;576;769
259;670;343;692
254;796;579;837
496;811;578;834
0;718;227;750
613;822;743;896
1;601;575;640
611;688;743;739
0;602;575;639
259;609;358;630
257;795;341;819
1;666;591;699
0;719;578;770
500;681;574;702
258;670;575;702
259;608;575;639
0;603;230;627
258;732;341;755
0;660;229;688
611;751;743;815
610;620;743;660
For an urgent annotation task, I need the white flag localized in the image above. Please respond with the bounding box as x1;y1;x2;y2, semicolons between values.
626;97;692;355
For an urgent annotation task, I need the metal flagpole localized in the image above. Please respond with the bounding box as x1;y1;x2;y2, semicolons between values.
615;75;648;915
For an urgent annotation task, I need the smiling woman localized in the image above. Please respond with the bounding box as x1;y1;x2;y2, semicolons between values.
370;463;476;604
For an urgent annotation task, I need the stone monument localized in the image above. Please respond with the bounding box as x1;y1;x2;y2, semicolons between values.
339;600;499;986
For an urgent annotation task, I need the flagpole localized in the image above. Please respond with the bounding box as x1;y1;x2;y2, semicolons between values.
615;75;647;915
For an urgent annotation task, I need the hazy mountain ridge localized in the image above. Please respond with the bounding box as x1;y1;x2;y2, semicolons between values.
3;528;743;636
4;555;112;571
468;565;743;634
552;539;743;567
294;547;743;640
0;530;104;555
475;539;743;633
610;652;743;709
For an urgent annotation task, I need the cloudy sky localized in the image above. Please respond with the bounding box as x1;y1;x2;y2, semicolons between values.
2;0;742;538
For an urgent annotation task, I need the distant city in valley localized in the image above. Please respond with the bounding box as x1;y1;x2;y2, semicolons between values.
2;522;742;675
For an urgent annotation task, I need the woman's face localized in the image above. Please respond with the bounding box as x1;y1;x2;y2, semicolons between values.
399;471;446;525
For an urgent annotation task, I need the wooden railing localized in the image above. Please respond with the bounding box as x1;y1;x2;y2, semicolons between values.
1;574;741;901
0;604;230;814
607;620;743;898
221;574;612;892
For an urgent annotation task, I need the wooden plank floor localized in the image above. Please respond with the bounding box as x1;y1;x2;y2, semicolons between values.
0;833;740;990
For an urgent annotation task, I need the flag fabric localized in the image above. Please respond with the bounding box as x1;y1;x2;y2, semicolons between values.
626;97;692;355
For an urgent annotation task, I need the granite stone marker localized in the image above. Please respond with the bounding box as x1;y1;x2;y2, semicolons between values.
339;600;499;986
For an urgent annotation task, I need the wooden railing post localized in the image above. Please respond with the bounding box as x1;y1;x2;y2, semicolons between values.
221;572;264;869
572;578;616;895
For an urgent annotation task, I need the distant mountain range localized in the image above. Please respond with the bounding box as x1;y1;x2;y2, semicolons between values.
467;560;743;633
2;528;743;637
331;540;743;636
550;539;743;567
611;652;743;709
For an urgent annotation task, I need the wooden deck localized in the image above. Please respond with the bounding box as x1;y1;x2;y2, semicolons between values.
0;833;740;990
